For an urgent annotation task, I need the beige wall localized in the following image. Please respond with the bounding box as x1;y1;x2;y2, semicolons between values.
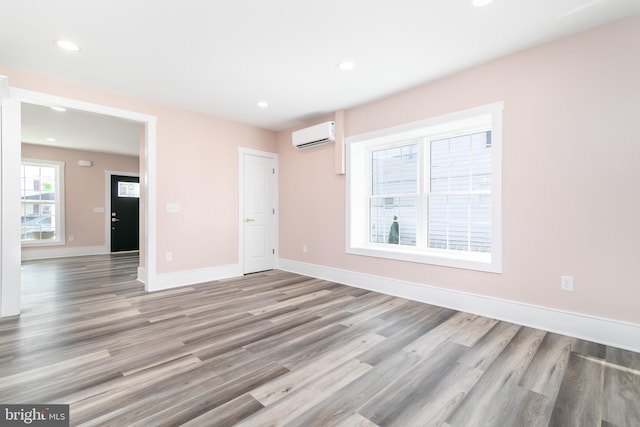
21;144;139;249
278;14;640;325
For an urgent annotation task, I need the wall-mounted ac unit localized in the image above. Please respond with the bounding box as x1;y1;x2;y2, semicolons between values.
292;121;335;149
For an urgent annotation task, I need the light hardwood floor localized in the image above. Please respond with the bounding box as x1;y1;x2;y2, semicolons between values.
1;254;638;426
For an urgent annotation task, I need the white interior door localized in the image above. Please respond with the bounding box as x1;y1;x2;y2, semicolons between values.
242;150;276;274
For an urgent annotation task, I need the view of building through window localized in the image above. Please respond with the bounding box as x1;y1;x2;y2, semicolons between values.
20;161;60;242
369;131;491;254
370;143;418;245
428;131;492;253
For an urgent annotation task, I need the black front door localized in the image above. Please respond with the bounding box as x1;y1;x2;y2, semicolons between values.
111;174;139;252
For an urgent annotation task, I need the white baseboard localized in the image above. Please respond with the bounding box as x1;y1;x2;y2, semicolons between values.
278;258;640;353
21;245;109;261
147;263;243;292
137;267;147;285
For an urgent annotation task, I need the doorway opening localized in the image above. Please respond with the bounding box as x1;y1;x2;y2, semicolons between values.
1;86;158;317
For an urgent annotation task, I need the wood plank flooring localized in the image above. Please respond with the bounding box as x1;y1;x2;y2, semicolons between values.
1;254;638;426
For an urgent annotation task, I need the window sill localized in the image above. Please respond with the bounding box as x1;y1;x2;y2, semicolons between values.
346;245;501;273
22;239;65;247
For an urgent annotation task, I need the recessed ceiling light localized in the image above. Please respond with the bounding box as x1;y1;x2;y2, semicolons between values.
50;106;67;112
338;61;356;71
472;0;493;6
55;40;80;52
46;137;56;142
257;101;269;108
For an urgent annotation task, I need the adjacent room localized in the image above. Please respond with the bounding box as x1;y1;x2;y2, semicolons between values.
1;1;639;426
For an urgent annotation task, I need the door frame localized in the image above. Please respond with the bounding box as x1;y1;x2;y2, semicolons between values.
105;171;140;253
0;77;21;317
0;85;158;317
238;147;278;274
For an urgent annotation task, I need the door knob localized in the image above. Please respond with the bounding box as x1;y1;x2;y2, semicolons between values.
244;218;255;222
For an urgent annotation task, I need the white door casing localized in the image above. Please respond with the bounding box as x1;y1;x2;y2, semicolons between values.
0;87;157;319
239;148;277;274
0;76;21;317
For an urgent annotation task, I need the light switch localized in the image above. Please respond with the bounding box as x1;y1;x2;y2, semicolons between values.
166;203;180;213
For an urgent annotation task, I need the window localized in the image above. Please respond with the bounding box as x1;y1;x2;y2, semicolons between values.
20;159;65;245
118;181;140;198
347;102;503;272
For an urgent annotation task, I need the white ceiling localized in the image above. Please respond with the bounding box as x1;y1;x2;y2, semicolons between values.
21;103;142;157
2;0;640;155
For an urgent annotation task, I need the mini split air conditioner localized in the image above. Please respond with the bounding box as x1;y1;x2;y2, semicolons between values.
292;121;335;149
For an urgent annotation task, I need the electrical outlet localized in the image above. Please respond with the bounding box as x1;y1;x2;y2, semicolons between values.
68;234;74;242
303;244;308;253
166;251;172;262
561;275;574;292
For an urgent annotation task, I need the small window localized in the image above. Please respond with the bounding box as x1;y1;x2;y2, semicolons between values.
347;102;503;273
118;181;140;198
20;159;65;245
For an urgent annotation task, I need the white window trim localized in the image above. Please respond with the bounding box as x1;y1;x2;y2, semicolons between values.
21;158;66;247
346;102;503;273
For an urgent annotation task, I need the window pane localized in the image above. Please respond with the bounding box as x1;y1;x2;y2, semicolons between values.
471;194;491;224
370;197;416;246
449;162;470;192
472;160;491;191
23;165;40;180
41;178;56;194
21;165;57;201
427;194;492;253
428;195;447;223
118;181;140;198
471;224;491;253
428;222;447;249
450;135;471;164
427;131;492;254
472;130;492;152
449;224;469;251
21;203;56;240
430;166;448;193
431;131;491;194
371;143;417;195
21;163;59;242
449;195;469;224
430;139;449;167
472;132;491;191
